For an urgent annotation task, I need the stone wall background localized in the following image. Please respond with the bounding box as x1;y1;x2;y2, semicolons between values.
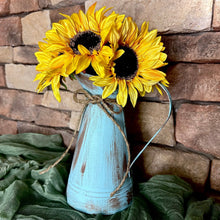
0;0;219;200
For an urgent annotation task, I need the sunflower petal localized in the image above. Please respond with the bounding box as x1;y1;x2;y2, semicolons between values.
155;84;163;95
132;77;143;92
86;2;96;16
128;82;138;107
79;10;89;30
75;55;91;74
145;85;153;93
78;44;90;55
114;49;124;60
49;55;65;69
91;58;106;77
66;55;80;75
90;75;113;86
51;75;61;102
102;79;117;98
116;79;128;107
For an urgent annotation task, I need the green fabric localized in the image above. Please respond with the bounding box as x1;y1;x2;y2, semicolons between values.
0;133;219;220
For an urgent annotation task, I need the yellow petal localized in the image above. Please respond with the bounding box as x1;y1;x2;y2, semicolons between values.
78;44;90;55
143;29;157;42
45;43;66;52
88;15;99;32
75;55;91;74
79;10;89;30
114;49;124;60
160;52;167;62
152;60;167;69
66;55;80;74
128;82;138;107
86;2;96;16
102;80;117;99
35;52;51;64
100;45;114;59
132;77;143;92
155;84;163;95
51;75;61;102
49;55;64;69
145;85;153;93
90;75;113;87
45;30;61;42
38;42;49;51
91;58;106;77
140;70;165;81
139;59;159;70
53;23;69;39
116;79;128;107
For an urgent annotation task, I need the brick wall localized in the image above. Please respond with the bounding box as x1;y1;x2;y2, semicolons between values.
0;0;219;200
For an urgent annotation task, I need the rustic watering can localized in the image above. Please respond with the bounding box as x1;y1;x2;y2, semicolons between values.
66;73;172;215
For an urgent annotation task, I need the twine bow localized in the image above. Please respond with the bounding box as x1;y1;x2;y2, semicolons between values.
40;89;131;197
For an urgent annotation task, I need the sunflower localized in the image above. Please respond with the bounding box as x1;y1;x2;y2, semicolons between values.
35;3;124;102
90;17;169;107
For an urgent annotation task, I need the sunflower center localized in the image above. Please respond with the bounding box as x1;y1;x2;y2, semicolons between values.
114;45;138;80
69;31;101;54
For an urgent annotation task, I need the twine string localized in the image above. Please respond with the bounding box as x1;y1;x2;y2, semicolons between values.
39;89;130;197
39;84;172;197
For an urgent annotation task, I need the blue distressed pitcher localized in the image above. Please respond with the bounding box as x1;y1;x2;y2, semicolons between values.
66;73;133;215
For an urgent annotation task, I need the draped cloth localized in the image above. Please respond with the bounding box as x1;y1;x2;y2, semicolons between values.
0;133;219;220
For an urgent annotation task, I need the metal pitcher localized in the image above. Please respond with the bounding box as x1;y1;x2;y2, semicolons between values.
66;73;133;215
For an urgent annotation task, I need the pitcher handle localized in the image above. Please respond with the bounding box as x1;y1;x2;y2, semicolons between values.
129;83;173;169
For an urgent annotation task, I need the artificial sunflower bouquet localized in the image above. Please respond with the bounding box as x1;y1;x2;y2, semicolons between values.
34;3;171;215
34;3;168;107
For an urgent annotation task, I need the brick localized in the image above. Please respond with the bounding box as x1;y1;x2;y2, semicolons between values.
0;0;10;16
21;10;51;45
0;66;5;87
51;0;86;7
125;102;176;146
5;64;38;92
164;64;220;101
176;104;220;158
10;0;40;14
50;5;85;23
210;159;220;191
163;32;220;63
86;0;212;33
0;89;70;128
213;0;220;30
0;89;42;122
35;106;71;128
13;46;38;64
0;118;17;134
0;17;22;46
133;145;210;191
17;121;76;149
0;46;13;63
69;111;82;130
62;77;82;92
38;0;51;9
42;90;84;112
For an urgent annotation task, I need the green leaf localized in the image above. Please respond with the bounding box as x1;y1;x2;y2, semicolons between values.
69;73;76;80
60;77;68;90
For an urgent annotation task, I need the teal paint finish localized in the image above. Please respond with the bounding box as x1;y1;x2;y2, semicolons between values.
66;73;133;214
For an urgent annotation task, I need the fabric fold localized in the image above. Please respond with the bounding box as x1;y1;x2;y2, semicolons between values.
0;133;219;220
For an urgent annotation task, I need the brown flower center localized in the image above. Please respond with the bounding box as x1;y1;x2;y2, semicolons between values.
69;31;101;54
114;45;138;80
